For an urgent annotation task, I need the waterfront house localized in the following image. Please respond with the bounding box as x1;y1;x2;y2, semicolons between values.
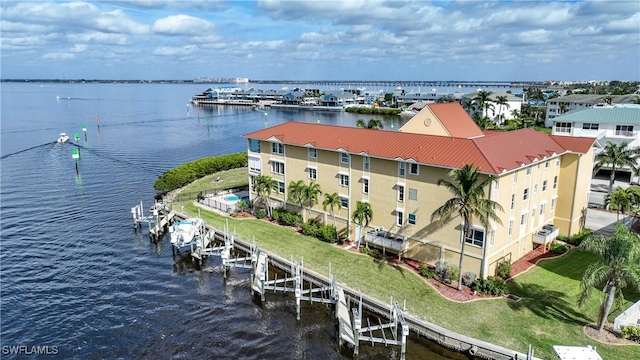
552;104;640;181
460;91;523;124
244;103;596;278
545;94;640;127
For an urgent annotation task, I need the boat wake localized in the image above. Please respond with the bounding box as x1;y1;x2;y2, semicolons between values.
1;142;55;160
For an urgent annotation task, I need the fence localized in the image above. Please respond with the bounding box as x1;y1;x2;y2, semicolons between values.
174;186;249;202
614;300;640;333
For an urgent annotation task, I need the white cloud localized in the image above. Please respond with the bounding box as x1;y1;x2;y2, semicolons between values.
151;15;214;35
153;45;199;56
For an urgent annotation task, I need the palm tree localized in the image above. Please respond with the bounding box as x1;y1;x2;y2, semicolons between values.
473;90;495;119
604;187;633;220
461;99;476;114
288;180;305;212
431;164;503;290
253;175;277;218
494;95;510;124
351;201;373;248
593;141;640;194
558;103;569;115
472;113;492;130
323;192;342;228
356;118;384;130
632;96;640;105
301;181;322;219
578;222;640;332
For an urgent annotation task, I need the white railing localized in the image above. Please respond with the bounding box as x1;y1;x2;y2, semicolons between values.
614;130;637;137
364;229;408;252
614;300;640;333
554;127;571;134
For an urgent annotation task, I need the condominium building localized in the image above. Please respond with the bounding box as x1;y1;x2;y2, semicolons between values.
545;94;639;127
244;103;596;278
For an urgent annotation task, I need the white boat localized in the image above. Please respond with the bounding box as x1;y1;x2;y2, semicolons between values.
57;133;69;143
169;218;206;252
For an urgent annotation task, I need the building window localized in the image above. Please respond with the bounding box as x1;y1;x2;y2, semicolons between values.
409;163;419;175
540;203;545;216
553;176;558;189
465;227;484;247
397;184;405;202
248;156;262;173
362;178;369;194
551;198;556;210
339;174;349;187
513;170;518;183
555;158;560;167
508;220;513;236
277;181;285;194
309;148;317;158
408;188;418;201
523;188;529;201
545;160;550;168
510;194;515;210
542;180;547;192
526;167;531;176
271;142;284;155
341;152;350;164
554;122;572;134
534;184;538;194
583;123;599;130
249;139;260;153
616;125;634;137
408;213;416;225
396;210;404;226
308;167;317;180
271;161;284;175
520;213;527;227
339;196;348;208
364;156;370;171
399;162;405;177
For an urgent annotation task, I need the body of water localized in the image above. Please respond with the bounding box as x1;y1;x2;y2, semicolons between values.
1;82;475;359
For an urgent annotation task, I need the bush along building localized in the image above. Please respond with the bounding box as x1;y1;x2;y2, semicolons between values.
244;103;597;279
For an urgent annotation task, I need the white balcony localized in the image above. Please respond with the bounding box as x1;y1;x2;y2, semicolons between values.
533;224;559;245
364;228;408;253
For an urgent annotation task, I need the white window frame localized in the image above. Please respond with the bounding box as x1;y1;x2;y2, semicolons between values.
409;163;419;175
553;176;558;189
555;158;560;167
248;156;262;173
339;173;349;187
542;180;547;192
399;162;405;177
249;139;261;153
277;180;285;194
341;152;350;164
397;184;405;202
464;226;484;247
271;142;284;155
271;160;284;175
308;167;317;180
511;194;515;210
339;196;349;208
525;167;531;176
396;210;404;226
308;148;317;158
363;156;370;171
513;170;518;183
551;197;557;211
508;219;513;236
408;213;416;225
523;188;529;201
362;178;369;194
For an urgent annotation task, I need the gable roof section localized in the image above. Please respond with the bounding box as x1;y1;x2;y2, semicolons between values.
244;123;595;175
428;103;484;138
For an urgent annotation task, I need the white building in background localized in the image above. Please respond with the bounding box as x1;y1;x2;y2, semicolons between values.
544;94;640;127
460;91;523;124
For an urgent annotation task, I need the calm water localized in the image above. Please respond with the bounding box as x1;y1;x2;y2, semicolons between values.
1;82;469;359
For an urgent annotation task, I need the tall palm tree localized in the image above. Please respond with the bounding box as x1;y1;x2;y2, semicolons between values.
558;103;569;115
472;113;492;130
254;175;277;218
431;164;503;290
593;141;640;194
323;192;342;228
473;90;495;119
301;181;322;219
604;187;633;220
494;95;510;124
356;118;384;130
287;180;305;212
351;201;373;248
578;222;640;332
461;99;476;114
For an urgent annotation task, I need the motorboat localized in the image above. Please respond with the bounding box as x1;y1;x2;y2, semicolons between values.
169;218;206;252
57;133;69;143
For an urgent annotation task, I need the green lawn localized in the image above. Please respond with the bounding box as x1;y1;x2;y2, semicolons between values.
169;178;639;360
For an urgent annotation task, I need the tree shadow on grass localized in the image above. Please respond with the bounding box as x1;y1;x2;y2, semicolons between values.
374;258;407;279
508;282;593;326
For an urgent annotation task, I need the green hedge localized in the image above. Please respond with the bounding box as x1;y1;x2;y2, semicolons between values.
345;107;401;116
154;152;248;192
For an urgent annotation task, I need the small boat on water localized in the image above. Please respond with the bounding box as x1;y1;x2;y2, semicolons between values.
169;218;206;252
57;133;69;143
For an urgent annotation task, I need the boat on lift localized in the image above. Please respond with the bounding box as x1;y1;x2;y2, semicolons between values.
169;218;206;253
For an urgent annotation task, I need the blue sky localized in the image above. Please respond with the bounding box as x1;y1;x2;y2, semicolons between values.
1;0;638;81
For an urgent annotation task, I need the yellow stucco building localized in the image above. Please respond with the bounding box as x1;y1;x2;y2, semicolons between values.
244;103;596;278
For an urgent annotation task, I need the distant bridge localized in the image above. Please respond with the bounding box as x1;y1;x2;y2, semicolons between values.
251;80;548;89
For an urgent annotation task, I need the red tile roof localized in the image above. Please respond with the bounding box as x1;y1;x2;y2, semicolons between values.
429;103;484;138
244;123;596;175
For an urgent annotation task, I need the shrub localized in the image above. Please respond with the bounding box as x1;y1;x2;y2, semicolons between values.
449;265;459;283
496;260;512;279
154;152;248;192
463;271;476;287
549;241;568;254
556;235;570;243
471;276;506;296
300;220;338;244
278;209;303;227
621;325;640;343
359;246;381;259
418;264;435;279
566;228;592;246
435;260;452;283
319;224;338;244
256;209;266;219
236;200;249;212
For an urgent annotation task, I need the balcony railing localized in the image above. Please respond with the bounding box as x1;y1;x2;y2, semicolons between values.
533;224;559;245
364;228;408;253
614;130;636;137
554;127;571;134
